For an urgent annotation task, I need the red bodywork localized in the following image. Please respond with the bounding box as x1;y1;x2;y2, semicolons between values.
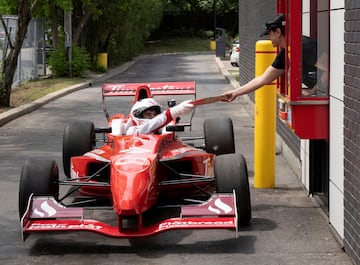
21;82;238;241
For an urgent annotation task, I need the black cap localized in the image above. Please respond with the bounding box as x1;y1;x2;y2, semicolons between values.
259;13;285;37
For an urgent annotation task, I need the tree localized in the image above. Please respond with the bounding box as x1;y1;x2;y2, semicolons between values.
0;0;34;106
0;0;72;107
80;0;163;65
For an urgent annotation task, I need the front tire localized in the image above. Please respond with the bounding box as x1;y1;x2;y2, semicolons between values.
204;117;235;155
63;120;95;178
19;159;59;219
215;153;251;227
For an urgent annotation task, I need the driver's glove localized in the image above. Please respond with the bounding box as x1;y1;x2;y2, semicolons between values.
170;99;194;118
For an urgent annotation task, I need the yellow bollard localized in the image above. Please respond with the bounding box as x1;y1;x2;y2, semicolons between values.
254;40;277;188
97;53;108;70
209;40;216;50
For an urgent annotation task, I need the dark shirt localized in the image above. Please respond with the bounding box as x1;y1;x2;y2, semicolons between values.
272;48;286;70
301;36;318;89
271;37;321;89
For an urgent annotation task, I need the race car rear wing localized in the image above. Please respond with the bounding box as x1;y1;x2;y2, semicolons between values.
102;81;196;120
102;81;196;97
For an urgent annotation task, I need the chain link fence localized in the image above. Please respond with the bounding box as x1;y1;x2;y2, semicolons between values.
0;15;46;88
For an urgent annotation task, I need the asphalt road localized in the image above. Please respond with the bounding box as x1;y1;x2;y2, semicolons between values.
0;53;351;265
0;53;254;265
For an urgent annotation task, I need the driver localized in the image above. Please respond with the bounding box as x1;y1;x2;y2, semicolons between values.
111;98;194;135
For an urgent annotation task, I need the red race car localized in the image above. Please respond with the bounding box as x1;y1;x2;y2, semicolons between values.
19;81;251;241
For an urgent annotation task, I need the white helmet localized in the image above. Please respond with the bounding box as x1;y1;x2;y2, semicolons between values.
130;98;161;126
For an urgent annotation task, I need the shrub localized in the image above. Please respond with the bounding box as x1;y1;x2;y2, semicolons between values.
47;46;67;77
71;46;90;77
48;45;90;77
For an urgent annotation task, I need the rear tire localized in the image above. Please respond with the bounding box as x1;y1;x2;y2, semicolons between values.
204;117;235;155
63;120;95;178
215;153;251;227
19;159;59;219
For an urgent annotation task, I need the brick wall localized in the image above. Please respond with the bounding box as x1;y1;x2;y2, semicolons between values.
344;1;360;264
238;0;301;158
238;0;275;88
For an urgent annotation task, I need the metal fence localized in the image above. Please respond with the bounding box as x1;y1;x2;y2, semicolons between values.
0;15;46;88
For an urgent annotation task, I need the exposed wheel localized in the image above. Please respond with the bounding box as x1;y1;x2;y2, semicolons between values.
63;120;94;178
215;153;251;227
204;117;235;155
19;159;59;219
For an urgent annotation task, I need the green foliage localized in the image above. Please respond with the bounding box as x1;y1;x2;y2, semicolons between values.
0;0;16;14
1;0;236;72
163;0;238;15
84;0;164;65
0;0;72;17
91;64;107;73
48;45;90;77
202;30;215;39
71;46;90;77
47;46;67;77
143;36;210;54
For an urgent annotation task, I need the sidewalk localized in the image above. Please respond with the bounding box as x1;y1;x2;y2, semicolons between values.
215;56;352;264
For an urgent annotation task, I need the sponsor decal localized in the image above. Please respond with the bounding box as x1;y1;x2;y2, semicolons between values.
208;198;232;214
181;195;235;216
115;157;150;166
84;152;110;162
202;157;211;175
30;198;83;219
119;147;151;154
70;167;79;180
28;223;103;230
33;201;56;217
91;149;106;155
159;220;234;230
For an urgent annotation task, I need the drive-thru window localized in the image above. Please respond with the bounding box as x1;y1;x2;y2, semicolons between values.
275;0;330;203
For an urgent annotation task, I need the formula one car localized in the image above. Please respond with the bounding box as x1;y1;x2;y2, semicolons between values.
19;81;251;241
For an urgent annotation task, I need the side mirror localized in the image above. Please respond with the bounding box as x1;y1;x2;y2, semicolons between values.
165;125;185;132
168;99;176;107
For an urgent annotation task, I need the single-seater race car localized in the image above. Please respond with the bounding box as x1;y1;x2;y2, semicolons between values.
19;81;251;242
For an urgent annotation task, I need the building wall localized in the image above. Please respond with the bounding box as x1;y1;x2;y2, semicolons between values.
329;0;345;241
238;0;275;91
238;0;360;263
238;0;302;163
343;0;360;264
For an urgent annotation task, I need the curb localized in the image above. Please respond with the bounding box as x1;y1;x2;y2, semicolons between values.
0;61;135;127
213;56;254;106
214;56;239;89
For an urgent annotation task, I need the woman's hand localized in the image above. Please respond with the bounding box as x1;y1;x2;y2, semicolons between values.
222;90;237;102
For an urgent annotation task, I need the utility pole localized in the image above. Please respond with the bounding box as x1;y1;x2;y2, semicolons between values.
213;0;217;39
64;12;72;78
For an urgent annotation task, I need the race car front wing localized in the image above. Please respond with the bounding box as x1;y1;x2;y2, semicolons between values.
21;192;238;241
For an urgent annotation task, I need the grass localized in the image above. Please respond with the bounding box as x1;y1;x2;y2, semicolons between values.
0;78;85;113
0;36;214;113
228;69;240;81
144;37;211;54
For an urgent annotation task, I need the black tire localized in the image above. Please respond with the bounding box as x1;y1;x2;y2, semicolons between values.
215;153;251;227
63;120;94;178
204;117;235;155
19;159;59;219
